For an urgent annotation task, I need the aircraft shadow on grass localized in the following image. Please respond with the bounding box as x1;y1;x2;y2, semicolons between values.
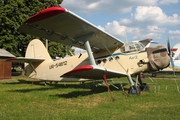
3;79;43;86
51;85;127;98
5;79;127;98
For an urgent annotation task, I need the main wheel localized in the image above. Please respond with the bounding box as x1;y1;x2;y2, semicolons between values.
128;86;141;95
140;83;150;91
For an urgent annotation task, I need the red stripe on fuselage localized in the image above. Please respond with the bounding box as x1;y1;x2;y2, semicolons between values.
25;6;66;23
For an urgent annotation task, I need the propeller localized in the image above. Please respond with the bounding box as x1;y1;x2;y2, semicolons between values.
167;38;176;76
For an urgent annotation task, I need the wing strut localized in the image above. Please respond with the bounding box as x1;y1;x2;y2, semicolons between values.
29;62;38;84
84;33;96;65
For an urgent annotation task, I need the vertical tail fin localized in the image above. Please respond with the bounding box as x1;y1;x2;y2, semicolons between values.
171;43;180;60
25;39;52;78
25;39;52;62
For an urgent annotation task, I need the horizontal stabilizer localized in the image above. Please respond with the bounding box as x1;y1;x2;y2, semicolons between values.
7;57;45;63
133;38;158;48
62;65;127;79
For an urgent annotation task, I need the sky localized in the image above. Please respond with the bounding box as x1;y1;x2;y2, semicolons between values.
61;0;180;48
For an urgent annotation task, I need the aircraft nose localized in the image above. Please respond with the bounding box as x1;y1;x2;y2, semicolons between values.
146;45;170;71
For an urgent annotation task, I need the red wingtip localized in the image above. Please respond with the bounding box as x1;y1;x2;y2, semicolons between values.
25;6;66;23
6;57;17;61
146;38;152;41
8;57;17;60
65;65;93;75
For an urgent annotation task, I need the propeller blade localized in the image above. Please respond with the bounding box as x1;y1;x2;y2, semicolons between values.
170;57;176;76
167;38;176;76
167;38;171;54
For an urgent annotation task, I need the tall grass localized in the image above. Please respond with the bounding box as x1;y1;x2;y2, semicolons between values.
0;74;180;120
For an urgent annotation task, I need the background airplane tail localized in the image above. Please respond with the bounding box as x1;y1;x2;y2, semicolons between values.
171;43;180;60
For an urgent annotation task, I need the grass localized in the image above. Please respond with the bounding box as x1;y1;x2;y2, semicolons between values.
0;73;180;120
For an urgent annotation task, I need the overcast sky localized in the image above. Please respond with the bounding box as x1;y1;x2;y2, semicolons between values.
61;0;180;48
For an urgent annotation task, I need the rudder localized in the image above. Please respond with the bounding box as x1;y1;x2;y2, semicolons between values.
25;39;52;78
25;39;52;62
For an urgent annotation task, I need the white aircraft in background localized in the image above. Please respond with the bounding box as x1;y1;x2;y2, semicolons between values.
8;6;171;95
167;43;180;72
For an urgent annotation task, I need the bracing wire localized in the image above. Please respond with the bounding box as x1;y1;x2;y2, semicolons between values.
95;35;127;72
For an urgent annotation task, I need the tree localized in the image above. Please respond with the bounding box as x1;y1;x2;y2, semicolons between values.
57;0;63;4
0;0;74;58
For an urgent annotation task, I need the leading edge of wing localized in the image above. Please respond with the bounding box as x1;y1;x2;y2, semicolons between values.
19;6;124;53
62;65;127;79
7;57;45;63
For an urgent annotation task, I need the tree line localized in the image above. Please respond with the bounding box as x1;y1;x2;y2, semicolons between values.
0;0;74;59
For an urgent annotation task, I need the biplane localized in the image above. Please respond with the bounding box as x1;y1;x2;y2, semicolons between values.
9;6;171;94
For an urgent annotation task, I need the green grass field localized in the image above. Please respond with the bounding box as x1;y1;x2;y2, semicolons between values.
0;73;180;120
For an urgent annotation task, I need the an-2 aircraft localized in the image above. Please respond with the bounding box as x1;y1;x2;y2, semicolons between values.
9;6;171;94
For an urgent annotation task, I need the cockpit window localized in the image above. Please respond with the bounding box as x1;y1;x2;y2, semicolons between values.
135;43;144;50
121;42;144;53
129;45;135;50
135;44;140;49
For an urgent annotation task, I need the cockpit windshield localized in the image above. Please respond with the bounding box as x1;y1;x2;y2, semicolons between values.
121;42;145;53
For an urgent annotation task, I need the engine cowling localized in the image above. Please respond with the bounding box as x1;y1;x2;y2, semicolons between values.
146;45;170;71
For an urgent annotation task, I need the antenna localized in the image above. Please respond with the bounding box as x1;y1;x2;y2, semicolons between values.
46;39;48;50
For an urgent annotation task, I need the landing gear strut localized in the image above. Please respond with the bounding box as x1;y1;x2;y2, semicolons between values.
127;73;149;95
137;74;150;91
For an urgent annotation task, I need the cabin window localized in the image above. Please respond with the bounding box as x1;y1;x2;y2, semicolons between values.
121;42;144;53
129;45;135;50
